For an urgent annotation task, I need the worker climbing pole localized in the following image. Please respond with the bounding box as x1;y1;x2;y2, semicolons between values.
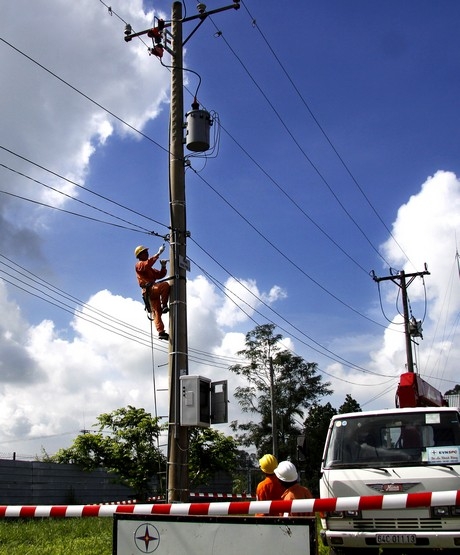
134;244;170;340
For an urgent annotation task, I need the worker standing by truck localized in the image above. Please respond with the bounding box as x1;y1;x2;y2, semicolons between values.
255;454;284;515
275;461;313;516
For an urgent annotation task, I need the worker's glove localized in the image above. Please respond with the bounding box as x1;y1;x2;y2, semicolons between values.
155;244;165;257
160;259;168;266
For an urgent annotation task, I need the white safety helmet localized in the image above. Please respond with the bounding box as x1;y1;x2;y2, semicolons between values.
274;461;298;482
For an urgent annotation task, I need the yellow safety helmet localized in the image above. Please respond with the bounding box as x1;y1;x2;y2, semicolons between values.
259;454;278;474
134;245;148;258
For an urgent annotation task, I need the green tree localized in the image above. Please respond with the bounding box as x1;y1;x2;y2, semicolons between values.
51;407;244;499
339;393;362;414
229;324;331;462
51;406;166;500
188;427;240;488
302;402;337;495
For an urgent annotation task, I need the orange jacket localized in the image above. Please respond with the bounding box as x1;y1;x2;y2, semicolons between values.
255;474;285;516
135;255;167;289
256;474;285;502
281;483;313;516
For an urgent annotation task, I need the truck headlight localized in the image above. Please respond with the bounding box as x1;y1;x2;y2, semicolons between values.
432;506;449;517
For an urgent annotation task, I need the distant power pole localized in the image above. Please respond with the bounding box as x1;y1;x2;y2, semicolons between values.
125;0;240;503
372;266;430;373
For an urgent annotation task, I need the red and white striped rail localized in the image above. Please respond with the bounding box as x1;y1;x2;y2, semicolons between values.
1;489;459;518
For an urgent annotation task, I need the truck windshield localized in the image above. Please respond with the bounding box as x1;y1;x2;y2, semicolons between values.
323;410;460;468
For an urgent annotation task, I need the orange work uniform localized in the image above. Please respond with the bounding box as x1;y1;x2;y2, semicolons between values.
135;255;170;333
256;474;285;502
281;483;313;516
256;474;285;516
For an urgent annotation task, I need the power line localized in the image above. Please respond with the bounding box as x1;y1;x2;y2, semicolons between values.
0;162;160;234
1;36;384;328
218;123;370;275
0;254;243;370
0;37;168;154
0;145;169;232
190;241;398;379
239;0;414;270
0;18;405;390
0;188;149;235
192;167;387;329
208;17;391;269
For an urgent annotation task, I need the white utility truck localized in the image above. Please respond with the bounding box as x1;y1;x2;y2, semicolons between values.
319;372;460;554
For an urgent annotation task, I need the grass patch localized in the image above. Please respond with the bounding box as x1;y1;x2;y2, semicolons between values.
0;518;112;555
0;515;328;554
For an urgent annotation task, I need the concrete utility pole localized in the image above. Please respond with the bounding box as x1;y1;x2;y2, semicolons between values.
125;0;240;504
167;0;188;503
372;266;430;373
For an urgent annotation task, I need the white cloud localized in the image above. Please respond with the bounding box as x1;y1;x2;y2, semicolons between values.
0;0;170;249
0;270;285;454
319;172;460;412
349;171;460;405
216;276;287;327
1;170;460;454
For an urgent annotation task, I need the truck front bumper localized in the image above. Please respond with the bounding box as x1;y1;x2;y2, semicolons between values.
321;529;460;550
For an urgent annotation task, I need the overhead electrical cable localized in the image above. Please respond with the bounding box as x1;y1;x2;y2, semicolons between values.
0;145;169;232
3;20;386;288
1;144;386;338
208;18;391;269
189;255;396;385
239;0;414;270
0;254;242;370
191;167;390;330
190;242;398;378
0;37;168;155
0;27;399;380
0;189;150;235
1;152;392;374
216;123;369;275
421;254;460;384
0;38;384;327
0;162;164;236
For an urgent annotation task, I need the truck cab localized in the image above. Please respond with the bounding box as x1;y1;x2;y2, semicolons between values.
319;406;460;554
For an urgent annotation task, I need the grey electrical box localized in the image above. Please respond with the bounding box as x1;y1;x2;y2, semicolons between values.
180;375;211;427
180;376;228;427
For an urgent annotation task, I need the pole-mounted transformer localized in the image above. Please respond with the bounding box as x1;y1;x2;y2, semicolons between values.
185;100;212;152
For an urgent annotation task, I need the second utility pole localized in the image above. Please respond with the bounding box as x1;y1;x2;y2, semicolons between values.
168;0;189;503
372;266;430;374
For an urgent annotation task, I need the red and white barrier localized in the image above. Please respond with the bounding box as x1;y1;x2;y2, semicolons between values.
1;489;459;518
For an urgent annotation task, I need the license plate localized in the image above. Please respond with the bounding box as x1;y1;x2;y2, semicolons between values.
376;534;416;544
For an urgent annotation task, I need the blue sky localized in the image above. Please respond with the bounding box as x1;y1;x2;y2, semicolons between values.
0;0;460;458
